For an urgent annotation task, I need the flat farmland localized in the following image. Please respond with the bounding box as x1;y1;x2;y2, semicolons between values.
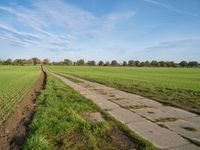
49;66;200;114
0;66;41;124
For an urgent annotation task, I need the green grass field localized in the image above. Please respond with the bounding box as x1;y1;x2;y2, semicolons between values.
48;66;200;114
0;66;41;124
24;74;156;150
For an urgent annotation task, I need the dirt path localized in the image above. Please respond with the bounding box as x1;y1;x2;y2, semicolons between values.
53;73;200;150
0;69;46;150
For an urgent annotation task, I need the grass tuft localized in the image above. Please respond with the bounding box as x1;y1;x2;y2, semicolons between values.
24;136;49;150
155;117;177;122
182;126;197;132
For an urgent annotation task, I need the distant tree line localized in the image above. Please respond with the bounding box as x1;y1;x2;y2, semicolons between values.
0;58;199;67
0;58;49;66
51;59;199;67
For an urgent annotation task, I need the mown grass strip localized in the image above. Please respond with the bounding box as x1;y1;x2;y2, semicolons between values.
24;74;157;150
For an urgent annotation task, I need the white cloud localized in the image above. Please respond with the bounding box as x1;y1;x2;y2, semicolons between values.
102;11;135;28
35;0;135;30
35;0;97;29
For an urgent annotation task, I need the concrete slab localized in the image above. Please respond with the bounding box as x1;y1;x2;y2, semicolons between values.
159;106;197;119
111;90;144;99
168;144;200;150
185;116;200;126
132;106;197;122
127;121;189;149
163;119;200;139
86;82;114;91
111;99;143;108
108;107;146;124
132;107;176;122
138;98;163;107
83;93;120;110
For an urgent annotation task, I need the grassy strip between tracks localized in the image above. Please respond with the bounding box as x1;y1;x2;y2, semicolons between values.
23;74;157;150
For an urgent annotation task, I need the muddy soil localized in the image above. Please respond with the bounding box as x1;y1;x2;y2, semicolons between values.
0;69;46;150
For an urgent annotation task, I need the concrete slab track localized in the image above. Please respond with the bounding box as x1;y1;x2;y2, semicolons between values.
52;73;200;150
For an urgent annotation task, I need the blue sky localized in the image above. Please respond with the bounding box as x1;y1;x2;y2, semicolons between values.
0;0;200;62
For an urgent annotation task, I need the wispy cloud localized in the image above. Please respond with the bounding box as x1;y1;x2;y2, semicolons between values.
140;39;200;61
0;5;47;30
146;39;200;51
102;11;135;29
143;0;199;17
0;0;135;54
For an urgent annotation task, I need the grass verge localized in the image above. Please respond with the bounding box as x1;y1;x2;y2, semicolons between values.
23;74;157;150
